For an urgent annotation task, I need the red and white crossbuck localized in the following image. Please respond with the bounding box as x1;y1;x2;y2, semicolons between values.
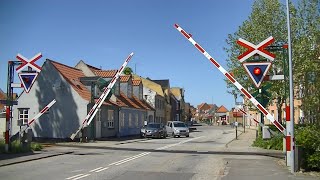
237;36;275;62
16;53;42;73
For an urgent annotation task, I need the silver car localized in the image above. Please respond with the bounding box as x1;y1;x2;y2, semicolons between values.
166;121;189;137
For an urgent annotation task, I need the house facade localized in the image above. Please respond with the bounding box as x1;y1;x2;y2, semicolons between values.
133;75;166;124
11;59;153;140
170;87;185;122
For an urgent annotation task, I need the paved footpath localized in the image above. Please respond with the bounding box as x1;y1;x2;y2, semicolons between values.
222;128;319;180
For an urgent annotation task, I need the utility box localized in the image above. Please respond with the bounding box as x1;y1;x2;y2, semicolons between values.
21;129;32;149
262;126;271;139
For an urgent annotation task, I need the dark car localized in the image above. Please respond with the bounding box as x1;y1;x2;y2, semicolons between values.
140;123;166;138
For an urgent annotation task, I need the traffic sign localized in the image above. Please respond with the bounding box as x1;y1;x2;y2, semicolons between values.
242;62;272;88
18;72;38;93
16;53;42;73
237;36;275;62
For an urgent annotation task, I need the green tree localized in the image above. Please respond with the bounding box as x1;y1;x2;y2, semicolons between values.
123;67;133;75
224;0;288;123
225;0;320;125
293;0;320;125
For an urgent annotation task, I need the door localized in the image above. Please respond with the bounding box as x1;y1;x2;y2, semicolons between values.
166;122;173;135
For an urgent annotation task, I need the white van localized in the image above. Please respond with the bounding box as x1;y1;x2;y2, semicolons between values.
166;121;189;137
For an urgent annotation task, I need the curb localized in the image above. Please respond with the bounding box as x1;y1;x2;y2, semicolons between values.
0;151;73;167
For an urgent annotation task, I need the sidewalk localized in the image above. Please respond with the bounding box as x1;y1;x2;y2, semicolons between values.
0;145;74;167
222;128;319;180
225;127;284;158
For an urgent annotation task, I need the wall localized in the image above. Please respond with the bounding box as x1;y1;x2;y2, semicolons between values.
12;61;89;139
118;108;146;137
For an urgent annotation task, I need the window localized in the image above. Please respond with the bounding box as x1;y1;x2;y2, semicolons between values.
128;84;132;98
129;113;132;127
108;110;114;128
120;112;124;128
18;108;29;125
135;114;139;127
97;109;101;121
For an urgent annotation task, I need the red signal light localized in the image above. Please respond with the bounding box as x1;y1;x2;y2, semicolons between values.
22;77;30;83
253;67;262;76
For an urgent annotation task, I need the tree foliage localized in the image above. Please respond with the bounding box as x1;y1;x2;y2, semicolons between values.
224;0;320;125
293;0;320;125
123;67;133;75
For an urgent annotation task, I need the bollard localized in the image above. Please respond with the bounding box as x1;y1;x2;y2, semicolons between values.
236;126;238;140
295;145;304;172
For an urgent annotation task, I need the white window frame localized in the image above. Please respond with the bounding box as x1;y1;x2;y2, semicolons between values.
108;110;114;128
97;109;101;121
18;108;29;125
120;112;125;127
135;114;139;127
129;113;132;127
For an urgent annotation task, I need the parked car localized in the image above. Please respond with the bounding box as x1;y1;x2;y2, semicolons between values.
166;121;189;138
140;123;166;138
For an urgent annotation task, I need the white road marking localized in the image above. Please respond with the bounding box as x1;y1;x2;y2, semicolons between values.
114;152;151;165
156;136;204;150
66;174;84;179
66;173;90;180
95;167;109;172
71;174;90;180
69;136;206;177
89;167;103;172
109;152;150;166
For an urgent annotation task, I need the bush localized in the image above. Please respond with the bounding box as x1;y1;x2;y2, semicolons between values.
0;140;43;153
252;132;283;150
295;125;320;171
31;142;43;151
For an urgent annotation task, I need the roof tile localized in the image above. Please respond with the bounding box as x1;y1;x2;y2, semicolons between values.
50;60;91;101
94;70;117;78
132;79;141;86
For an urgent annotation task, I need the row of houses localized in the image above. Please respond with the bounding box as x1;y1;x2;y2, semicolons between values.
0;59;194;140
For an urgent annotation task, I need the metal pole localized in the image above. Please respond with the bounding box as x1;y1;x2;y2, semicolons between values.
286;0;295;173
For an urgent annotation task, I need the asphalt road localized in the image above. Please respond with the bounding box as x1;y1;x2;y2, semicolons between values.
0;124;316;180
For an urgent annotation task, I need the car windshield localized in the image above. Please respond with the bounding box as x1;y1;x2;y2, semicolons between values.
174;122;186;127
147;123;161;128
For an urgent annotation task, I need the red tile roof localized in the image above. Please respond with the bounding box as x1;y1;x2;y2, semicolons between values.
216;105;229;113
93;70;117;78
120;75;130;82
50;60;91;101
131;95;150;110
117;91;141;109
233;111;244;117
132;79;141;86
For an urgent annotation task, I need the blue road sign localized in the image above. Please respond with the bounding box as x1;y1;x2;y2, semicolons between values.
242;62;272;88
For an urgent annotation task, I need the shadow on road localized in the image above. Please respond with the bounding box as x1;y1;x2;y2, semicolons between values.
55;143;284;159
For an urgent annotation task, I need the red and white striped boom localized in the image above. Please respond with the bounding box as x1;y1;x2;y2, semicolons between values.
174;24;285;135
238;108;264;127
70;52;134;140
20;99;56;133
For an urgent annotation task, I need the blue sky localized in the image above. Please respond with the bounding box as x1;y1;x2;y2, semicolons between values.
0;0;256;110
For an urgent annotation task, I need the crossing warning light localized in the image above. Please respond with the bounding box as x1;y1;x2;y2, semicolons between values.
18;72;38;93
253;67;262;76
242;62;272;88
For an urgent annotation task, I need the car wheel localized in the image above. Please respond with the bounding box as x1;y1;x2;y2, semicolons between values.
186;134;189;137
162;132;166;139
